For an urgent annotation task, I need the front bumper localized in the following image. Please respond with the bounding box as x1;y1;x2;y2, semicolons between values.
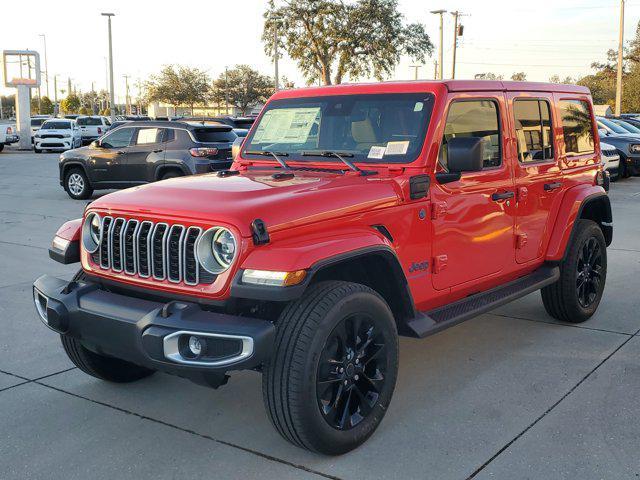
33;275;275;380
624;154;640;175
194;159;233;173
35;139;73;150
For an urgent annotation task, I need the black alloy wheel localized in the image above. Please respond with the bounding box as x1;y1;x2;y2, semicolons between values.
317;313;387;431
576;236;603;308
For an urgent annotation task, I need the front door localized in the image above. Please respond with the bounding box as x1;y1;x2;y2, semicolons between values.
89;127;135;183
508;93;563;264
431;94;516;291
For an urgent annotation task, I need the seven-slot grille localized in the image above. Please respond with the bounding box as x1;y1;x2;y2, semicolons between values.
93;216;214;286
601;149;618;158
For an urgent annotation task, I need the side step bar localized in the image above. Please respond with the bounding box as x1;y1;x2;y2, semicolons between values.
405;265;560;339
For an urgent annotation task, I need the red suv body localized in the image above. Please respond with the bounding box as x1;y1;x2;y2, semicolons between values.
34;80;611;455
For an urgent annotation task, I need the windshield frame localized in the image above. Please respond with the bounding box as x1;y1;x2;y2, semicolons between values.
241;92;435;165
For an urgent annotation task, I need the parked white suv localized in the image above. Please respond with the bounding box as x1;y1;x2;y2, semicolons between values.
600;142;621;181
34;119;82;153
76;116;110;144
0;125;6;152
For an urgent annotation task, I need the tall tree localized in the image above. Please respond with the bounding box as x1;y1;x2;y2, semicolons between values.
144;66;210;114
60;94;81;114
211;65;274;115
474;72;503;80
549;75;575;84
263;0;433;85
510;72;527;82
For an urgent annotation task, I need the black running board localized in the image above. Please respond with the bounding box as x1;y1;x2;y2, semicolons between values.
404;266;560;339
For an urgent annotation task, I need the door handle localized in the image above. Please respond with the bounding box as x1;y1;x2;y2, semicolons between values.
544;182;563;191
116;150;126;155
152;149;163;153
491;191;515;201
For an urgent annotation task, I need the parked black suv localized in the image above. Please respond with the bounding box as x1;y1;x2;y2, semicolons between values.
59;121;236;200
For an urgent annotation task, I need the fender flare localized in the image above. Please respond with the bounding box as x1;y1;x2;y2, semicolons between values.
546;186;612;262
230;229;416;319
61;161;90;184
155;163;190;180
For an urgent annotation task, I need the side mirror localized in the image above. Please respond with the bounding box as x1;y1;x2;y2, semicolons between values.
598;128;608;137
90;140;100;148
447;136;484;173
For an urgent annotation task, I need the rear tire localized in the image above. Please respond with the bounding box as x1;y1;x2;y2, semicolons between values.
61;335;155;383
262;281;399;455
64;167;93;200
541;219;607;323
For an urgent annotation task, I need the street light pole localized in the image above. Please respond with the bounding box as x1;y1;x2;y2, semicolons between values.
39;34;50;98
123;74;130;115
224;66;230;114
615;0;625;116
409;65;421;80
430;10;447;80
451;11;459;79
102;13;116;123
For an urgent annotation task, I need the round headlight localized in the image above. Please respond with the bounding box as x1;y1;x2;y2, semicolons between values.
196;227;237;274
82;213;102;253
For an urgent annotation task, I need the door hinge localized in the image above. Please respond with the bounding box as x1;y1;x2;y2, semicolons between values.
517;186;528;202
516;233;528;249
432;255;448;273
431;201;447;220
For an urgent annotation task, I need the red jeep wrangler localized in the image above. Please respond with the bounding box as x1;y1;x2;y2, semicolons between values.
34;80;611;455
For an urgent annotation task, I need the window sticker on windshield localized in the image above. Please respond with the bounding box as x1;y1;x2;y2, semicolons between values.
385;141;410;155
368;145;386;159
252;108;320;144
414;102;424;112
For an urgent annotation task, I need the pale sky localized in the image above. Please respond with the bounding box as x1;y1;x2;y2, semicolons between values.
2;0;640;100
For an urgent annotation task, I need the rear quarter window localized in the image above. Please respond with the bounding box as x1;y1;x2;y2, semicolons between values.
193;128;236;143
559;100;594;156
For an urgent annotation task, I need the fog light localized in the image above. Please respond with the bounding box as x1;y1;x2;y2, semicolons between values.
33;288;48;324
188;336;203;356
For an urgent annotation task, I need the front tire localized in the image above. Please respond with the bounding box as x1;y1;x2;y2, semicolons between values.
541;219;607;323
61;335;155;383
64;167;93;200
262;281;399;455
34;147;42;153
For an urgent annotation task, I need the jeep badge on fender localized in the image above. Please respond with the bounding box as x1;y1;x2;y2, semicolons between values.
34;80;611;455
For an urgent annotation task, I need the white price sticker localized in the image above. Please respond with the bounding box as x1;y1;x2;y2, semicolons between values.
385;141;410;155
367;145;386;159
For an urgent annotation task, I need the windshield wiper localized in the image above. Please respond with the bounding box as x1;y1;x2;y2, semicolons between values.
301;150;362;173
245;150;291;170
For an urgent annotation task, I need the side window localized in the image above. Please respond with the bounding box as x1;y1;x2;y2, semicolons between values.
559;100;594;155
162;129;175;143
101;128;134;148
439;99;501;170
134;128;162;145
513;99;554;162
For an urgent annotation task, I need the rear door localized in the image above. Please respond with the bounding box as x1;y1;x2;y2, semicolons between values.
118;127;166;182
430;94;517;291
508;93;563;264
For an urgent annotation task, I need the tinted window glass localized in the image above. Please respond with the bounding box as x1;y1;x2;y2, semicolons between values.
41;121;72;130
439;100;501;169
193;128;237;143
31;118;46;126
514;99;553;162
77;117;104;126
101;128;134;148
560;100;594;155
244;93;434;163
135;128;162;145
162;129;175;143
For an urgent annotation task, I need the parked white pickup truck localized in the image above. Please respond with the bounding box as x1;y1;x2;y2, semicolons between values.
0;124;7;152
76;116;110;144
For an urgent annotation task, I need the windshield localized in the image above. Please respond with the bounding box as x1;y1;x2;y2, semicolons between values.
612;119;640;133
243;93;435;163
31;118;46;127
42;121;71;130
77;117;103;126
598;118;628;134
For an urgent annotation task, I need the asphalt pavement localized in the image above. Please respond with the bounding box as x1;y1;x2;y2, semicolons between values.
1;148;639;480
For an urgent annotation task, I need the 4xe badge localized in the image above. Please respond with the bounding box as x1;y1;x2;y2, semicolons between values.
408;260;429;274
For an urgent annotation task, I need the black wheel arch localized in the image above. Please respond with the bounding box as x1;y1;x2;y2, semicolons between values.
231;246;417;334
558;193;612;264
155;163;189;180
61;161;90;185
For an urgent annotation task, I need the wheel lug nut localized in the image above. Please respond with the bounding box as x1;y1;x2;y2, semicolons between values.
355;359;359;364
354;375;359;380
339;367;344;373
344;380;348;385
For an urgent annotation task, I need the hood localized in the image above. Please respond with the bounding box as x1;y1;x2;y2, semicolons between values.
89;170;402;236
38;129;72;135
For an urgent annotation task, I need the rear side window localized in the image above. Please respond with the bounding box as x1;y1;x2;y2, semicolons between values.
193;128;236;143
439;99;501;170
135;127;162;145
513;99;554;162
162;129;175;143
559;100;594;155
77;117;104;126
102;127;134;148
